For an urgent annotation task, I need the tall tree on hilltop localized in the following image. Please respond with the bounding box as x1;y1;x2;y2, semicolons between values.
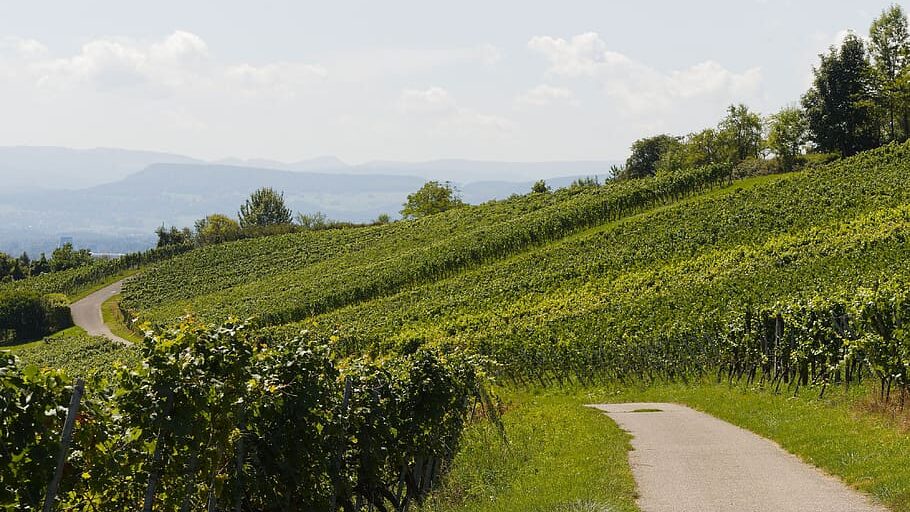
10;261;25;281
238;187;293;229
685;128;726;167
802;33;880;156
869;4;910;141
194;214;242;245
155;225;193;247
0;253;12;282
767;107;809;172
49;243;93;272
718;104;764;163
31;254;50;276
623;135;681;179
400;181;465;219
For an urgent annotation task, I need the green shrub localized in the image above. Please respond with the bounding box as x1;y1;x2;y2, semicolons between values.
0;290;45;342
0;292;72;342
42;293;72;333
732;156;778;178
802;151;840;169
1;320;495;509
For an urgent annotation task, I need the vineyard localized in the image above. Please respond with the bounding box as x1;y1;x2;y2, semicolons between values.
122;164;733;325
0;244;192;299
1;320;494;510
0;245;193;343
12;331;139;378
6;141;910;509
113;142;910;394
257;143;910;379
291;202;910;382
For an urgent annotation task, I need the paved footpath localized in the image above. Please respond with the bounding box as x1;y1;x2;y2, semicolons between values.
592;403;888;512
69;280;131;345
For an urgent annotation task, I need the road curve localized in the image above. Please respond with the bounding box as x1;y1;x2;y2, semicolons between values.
592;403;887;512
69;280;131;345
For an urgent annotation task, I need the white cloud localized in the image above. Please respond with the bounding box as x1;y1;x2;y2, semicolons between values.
398;86;457;114
226;62;327;98
398;86;515;136
528;32;627;77
17;31;324;97
1;36;48;59
150;31;209;63
667;61;761;98
35;38;152;89
528;32;762;114
516;84;577;107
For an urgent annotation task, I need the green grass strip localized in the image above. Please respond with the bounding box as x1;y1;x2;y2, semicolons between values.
420;390;639;512
100;293;144;344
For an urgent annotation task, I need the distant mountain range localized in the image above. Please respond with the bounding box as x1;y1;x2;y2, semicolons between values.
0;146;619;255
0;146;202;192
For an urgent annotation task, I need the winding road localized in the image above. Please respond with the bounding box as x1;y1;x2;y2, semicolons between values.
592;403;887;512
69;280;131;345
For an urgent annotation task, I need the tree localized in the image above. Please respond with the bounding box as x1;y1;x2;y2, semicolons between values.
623;135;681;179
0;253;13;282
569;176;600;189
400;181;465;219
239;187;293;229
0;290;45;340
295;211;329;230
31;254;50;276
685;128;727;167
49;243;93;272
375;213;391;224
155;225;193;248
802;33;880;156
718;104;764;163
767;107;810;171
869;4;910;141
194;214;242;245
9;261;25;281
654;128;726;175
654;143;690;175
531;180;550;193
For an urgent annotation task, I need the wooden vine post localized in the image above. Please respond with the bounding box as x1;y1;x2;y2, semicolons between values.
330;376;353;511
143;388;175;512
43;378;85;512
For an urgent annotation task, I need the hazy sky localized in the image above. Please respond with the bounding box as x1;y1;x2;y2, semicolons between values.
0;0;901;163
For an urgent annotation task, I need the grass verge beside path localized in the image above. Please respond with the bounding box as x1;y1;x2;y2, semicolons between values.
419;391;639;512
100;293;143;344
588;382;910;512
67;268;139;303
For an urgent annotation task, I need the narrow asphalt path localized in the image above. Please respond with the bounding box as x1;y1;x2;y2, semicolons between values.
70;280;131;345
592;403;887;512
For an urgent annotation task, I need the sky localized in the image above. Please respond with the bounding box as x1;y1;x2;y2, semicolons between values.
0;0;902;164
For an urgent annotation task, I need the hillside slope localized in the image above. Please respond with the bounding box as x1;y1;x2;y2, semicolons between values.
121;143;910;378
123;165;731;324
